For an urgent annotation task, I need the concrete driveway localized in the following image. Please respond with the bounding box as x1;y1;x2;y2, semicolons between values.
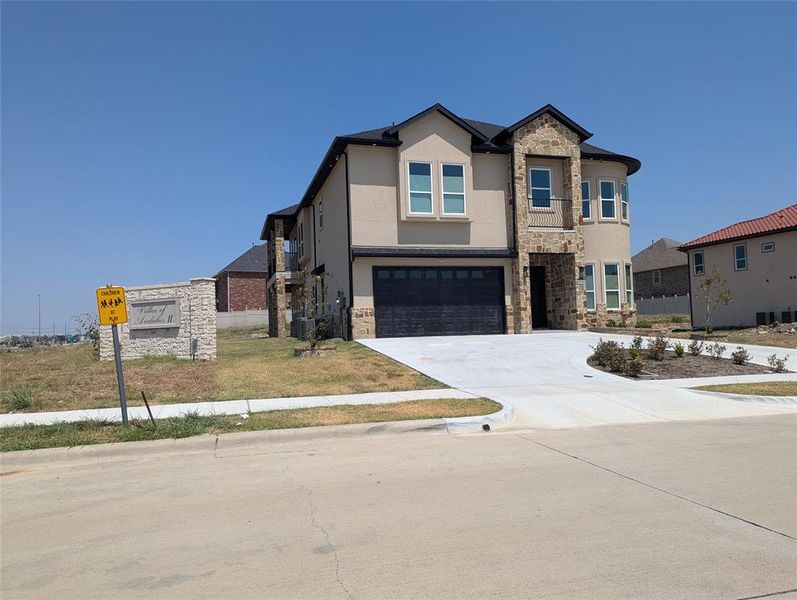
360;331;797;429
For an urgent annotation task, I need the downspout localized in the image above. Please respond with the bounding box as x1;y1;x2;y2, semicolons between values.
344;150;354;340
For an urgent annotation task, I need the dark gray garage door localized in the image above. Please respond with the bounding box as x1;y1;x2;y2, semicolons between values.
372;267;505;338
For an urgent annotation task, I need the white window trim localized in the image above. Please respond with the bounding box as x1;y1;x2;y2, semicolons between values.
603;262;621;311
584;263;596;312
625;263;633;305
733;243;748;271
620;182;629;222
693;251;705;276
581;179;592;221
318;200;324;230
407;161;434;216
528;167;554;210
599;179;617;221
761;241;775;253
440;163;467;216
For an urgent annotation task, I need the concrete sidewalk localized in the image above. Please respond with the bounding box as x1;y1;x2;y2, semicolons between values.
0;388;481;428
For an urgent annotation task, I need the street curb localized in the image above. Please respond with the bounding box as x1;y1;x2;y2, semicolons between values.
689;389;797;406
0;418;453;468
445;399;513;433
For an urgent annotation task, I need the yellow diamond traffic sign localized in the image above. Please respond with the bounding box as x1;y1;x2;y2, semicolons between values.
96;286;128;325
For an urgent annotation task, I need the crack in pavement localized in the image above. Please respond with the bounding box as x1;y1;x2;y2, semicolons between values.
736;588;797;600
516;434;796;541
281;456;352;600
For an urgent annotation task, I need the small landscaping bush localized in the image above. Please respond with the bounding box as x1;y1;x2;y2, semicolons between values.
688;339;704;357
625;357;643;378
670;315;686;324
628;347;640;360
767;354;789;373
606;319;618;328
631;336;644;351
590;339;625;371
636;320;653;329
731;347;751;365
709;342;727;360
646;335;669;361
673;342;685;358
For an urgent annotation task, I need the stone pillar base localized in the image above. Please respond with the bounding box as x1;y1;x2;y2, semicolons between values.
351;308;376;339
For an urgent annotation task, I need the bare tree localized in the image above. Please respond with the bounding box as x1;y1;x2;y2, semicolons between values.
696;264;733;334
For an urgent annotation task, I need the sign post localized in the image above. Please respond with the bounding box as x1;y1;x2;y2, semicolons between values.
96;285;130;426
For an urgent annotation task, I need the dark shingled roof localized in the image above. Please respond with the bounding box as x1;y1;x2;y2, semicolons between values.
632;238;688;272
215;244;268;277
260;104;642;240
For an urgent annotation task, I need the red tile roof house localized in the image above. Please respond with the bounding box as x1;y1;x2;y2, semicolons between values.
679;203;797;329
214;245;268;313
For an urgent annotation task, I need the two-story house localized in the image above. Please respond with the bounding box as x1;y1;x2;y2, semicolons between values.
260;103;641;339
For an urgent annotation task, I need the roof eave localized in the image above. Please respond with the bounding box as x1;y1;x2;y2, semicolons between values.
495;104;593;144
385;103;489;143
679;225;797;252
581;151;642;175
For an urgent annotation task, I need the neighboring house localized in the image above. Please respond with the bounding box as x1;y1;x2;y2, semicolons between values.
214;245;268;312
632;238;689;299
680;203;797;328
261;103;641;339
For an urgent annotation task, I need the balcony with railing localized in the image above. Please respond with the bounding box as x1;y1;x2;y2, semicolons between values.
528;198;574;229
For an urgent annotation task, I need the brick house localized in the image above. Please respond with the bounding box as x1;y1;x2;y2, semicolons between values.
214;245;268;312
632;238;689;299
260;103;641;339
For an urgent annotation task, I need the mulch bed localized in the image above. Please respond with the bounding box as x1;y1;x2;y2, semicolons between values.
588;351;776;380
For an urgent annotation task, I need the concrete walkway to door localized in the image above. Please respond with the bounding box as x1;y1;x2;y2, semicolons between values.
360;332;797;429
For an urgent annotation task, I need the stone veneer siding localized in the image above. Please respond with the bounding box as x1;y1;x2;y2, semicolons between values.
99;278;216;361
267;218;291;338
511;114;586;332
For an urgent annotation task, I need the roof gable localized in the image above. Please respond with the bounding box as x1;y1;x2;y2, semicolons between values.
216;244;268;276
680;203;797;250
632;238;687;272
494;104;593;143
385;103;489;143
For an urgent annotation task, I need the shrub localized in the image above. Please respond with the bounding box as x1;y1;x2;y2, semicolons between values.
631;336;644;351
673;342;685;358
646;335;669;361
731;347;751;365
709;342;726;360
628;347;640;360
670;315;686;324
590;339;625;370
688;339;704;357
625;357;643;378
636;320;653;329
768;354;789;373
608;350;627;373
606;319;618;328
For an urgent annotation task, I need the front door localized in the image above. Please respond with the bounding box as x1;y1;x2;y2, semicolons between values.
529;266;548;328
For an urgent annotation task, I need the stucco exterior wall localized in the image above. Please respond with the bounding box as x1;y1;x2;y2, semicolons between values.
687;230;797;328
100;278;216;360
348;113;510;249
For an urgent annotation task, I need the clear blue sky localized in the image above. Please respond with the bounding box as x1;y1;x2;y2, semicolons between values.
2;1;795;334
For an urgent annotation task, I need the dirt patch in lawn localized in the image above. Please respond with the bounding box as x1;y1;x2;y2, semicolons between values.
588;351;775;380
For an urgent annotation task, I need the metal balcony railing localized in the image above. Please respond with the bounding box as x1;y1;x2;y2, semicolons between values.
528;198;574;229
285;250;299;271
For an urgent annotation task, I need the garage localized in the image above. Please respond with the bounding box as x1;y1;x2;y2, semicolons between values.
372;266;505;338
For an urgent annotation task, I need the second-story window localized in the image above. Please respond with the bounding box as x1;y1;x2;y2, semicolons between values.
319;200;324;230
693;251;704;275
581;180;591;220
298;223;304;259
600;180;616;219
408;161;433;214
734;243;747;271
441;164;466;215
620;183;629;221
529;168;552;208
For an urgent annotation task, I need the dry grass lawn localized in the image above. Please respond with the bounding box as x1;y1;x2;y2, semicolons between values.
0;398;501;452
0;328;443;413
692;381;797;396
